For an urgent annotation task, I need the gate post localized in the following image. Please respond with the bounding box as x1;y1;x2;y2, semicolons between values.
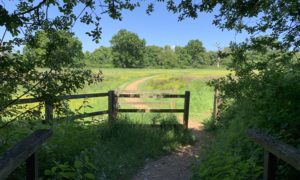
45;102;53;123
108;90;116;124
213;87;218;120
26;153;38;180
263;151;277;180
183;91;190;129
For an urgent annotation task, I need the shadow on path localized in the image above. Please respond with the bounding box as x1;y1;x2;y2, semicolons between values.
119;76;212;180
132;121;212;180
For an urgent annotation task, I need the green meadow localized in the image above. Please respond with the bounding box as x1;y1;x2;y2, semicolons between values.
69;68;228;122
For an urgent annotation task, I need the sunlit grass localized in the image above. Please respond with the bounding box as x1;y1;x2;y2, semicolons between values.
2;68;229;179
71;68;228;122
11;68;228;122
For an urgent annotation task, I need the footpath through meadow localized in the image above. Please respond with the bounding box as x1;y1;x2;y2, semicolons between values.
121;76;211;180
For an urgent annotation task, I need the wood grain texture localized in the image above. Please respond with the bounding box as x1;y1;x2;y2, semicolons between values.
0;129;52;178
247;129;300;171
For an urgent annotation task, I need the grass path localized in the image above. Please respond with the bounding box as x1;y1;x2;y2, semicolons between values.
122;76;156;109
120;76;212;180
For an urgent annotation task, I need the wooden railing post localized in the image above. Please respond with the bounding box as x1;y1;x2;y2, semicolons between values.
264;151;277;180
213;86;219;120
0;129;52;179
26;153;38;180
213;84;222;121
45;102;53;123
114;92;118;118
108;90;116;124
183;91;190;129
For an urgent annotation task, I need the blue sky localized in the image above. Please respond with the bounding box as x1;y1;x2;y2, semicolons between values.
1;1;251;52
75;4;250;52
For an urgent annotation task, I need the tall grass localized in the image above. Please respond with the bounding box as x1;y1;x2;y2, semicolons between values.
139;74;217;122
2;114;194;179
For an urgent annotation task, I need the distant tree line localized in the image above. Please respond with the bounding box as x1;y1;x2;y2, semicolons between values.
84;29;232;68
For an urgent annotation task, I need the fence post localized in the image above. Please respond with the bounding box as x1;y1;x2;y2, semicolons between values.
263;151;277;180
45;102;53;123
213;87;218;120
183;91;190;129
114;91;118;119
108;90;116;124
26;153;38;180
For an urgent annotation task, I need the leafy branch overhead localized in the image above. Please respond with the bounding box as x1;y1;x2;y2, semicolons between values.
1;0;299;49
0;0;140;44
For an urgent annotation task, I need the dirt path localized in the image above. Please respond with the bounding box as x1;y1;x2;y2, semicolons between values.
121;76;155;109
121;76;211;180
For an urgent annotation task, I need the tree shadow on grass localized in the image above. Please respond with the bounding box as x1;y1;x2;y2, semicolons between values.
3;114;195;180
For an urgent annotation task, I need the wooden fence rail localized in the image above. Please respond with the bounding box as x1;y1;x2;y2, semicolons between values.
9;90;190;128
12;93;109;105
118;109;185;113
246;129;300;180
118;93;186;98
0;90;190;178
0;129;53;179
117;91;190;129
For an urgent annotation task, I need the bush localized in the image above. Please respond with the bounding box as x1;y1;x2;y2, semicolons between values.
194;37;300;179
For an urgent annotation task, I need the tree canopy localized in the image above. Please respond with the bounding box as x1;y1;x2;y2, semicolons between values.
185;40;206;65
84;35;219;68
1;0;298;50
144;45;163;67
110;29;146;68
84;46;113;67
24;30;84;68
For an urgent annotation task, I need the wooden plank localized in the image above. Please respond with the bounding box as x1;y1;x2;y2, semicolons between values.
45;102;53;123
114;92;118;120
14;98;42;105
263;151;277;180
26;153;38;180
120;101;172;105
183;91;190;129
246;129;300;170
118;94;185;98
13;93;108;105
108;90;115;124
58;93;108;100
0;129;52;178
117;90;175;94
213;87;218;120
55;110;108;121
118;109;184;113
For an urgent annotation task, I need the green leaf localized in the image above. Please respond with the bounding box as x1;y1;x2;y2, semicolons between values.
44;169;52;175
59;172;75;178
84;173;95;179
74;160;82;168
